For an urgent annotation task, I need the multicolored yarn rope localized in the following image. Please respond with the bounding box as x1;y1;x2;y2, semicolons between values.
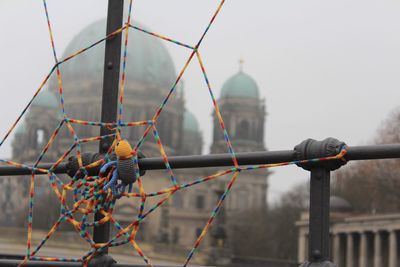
0;1;348;267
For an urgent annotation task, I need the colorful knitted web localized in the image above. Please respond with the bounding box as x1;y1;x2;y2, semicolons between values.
0;1;348;267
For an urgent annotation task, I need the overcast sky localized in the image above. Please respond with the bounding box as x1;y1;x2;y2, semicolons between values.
1;0;400;202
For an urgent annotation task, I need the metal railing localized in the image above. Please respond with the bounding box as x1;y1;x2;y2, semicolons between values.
0;259;171;267
2;139;400;266
1;143;400;176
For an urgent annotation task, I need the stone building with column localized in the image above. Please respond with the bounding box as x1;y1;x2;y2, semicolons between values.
297;196;400;267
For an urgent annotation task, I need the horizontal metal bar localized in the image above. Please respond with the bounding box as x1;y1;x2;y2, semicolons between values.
1;144;400;176
0;259;187;267
139;150;297;170
0;259;96;267
0;163;66;176
345;144;400;160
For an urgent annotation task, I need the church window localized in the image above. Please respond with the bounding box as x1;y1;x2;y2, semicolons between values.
136;222;145;241
236;120;250;140
237;190;249;210
164;117;173;146
172;227;180;244
195;195;205;210
36;129;46;148
195;228;202;239
173;193;184;209
156;118;170;146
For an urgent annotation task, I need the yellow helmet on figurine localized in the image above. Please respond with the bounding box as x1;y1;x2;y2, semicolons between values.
115;139;133;158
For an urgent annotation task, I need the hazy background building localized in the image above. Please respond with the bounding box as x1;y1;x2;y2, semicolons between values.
0;17;269;264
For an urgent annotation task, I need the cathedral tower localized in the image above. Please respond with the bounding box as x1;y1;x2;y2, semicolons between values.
211;61;266;153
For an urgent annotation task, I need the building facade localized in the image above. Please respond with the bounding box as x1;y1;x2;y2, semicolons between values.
0;17;269;261
297;196;400;267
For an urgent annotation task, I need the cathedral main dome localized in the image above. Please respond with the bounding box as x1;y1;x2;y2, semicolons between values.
57;19;177;90
41;18;200;156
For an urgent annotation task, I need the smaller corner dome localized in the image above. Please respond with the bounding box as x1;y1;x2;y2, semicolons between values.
15;120;27;135
183;111;200;133
32;90;58;109
330;196;353;213
220;71;259;99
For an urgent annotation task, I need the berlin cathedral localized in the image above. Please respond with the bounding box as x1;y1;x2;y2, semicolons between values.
0;16;269;263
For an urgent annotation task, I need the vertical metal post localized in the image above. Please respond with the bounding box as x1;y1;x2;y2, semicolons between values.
308;168;331;261
295;138;346;267
93;0;125;250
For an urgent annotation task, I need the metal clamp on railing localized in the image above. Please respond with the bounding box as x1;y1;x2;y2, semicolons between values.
87;253;116;267
65;151;146;179
294;138;347;171
66;153;104;179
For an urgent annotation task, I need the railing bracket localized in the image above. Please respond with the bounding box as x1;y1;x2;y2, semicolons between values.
294;137;347;171
299;261;336;267
87;253;116;267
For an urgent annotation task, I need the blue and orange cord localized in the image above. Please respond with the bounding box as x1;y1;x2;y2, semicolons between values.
0;1;348;267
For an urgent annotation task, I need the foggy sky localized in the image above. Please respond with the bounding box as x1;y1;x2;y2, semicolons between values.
1;0;400;202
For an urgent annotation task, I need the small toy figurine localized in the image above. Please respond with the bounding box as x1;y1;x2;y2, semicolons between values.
101;139;139;197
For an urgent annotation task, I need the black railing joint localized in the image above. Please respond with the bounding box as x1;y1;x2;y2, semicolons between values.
102;141;112;150
299;260;336;267
66;153;103;178
66;150;146;179
294;138;347;171
311;249;322;260
87;253;116;267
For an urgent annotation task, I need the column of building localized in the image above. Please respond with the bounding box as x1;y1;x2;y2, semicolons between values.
374;231;382;267
299;230;398;267
298;232;307;263
353;230;397;267
346;233;354;267
333;233;341;264
389;230;397;267
359;232;368;267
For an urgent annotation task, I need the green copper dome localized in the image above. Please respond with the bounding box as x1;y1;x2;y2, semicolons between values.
32;90;58;109
183;111;199;132
220;71;259;99
15;120;27;135
59;19;176;89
